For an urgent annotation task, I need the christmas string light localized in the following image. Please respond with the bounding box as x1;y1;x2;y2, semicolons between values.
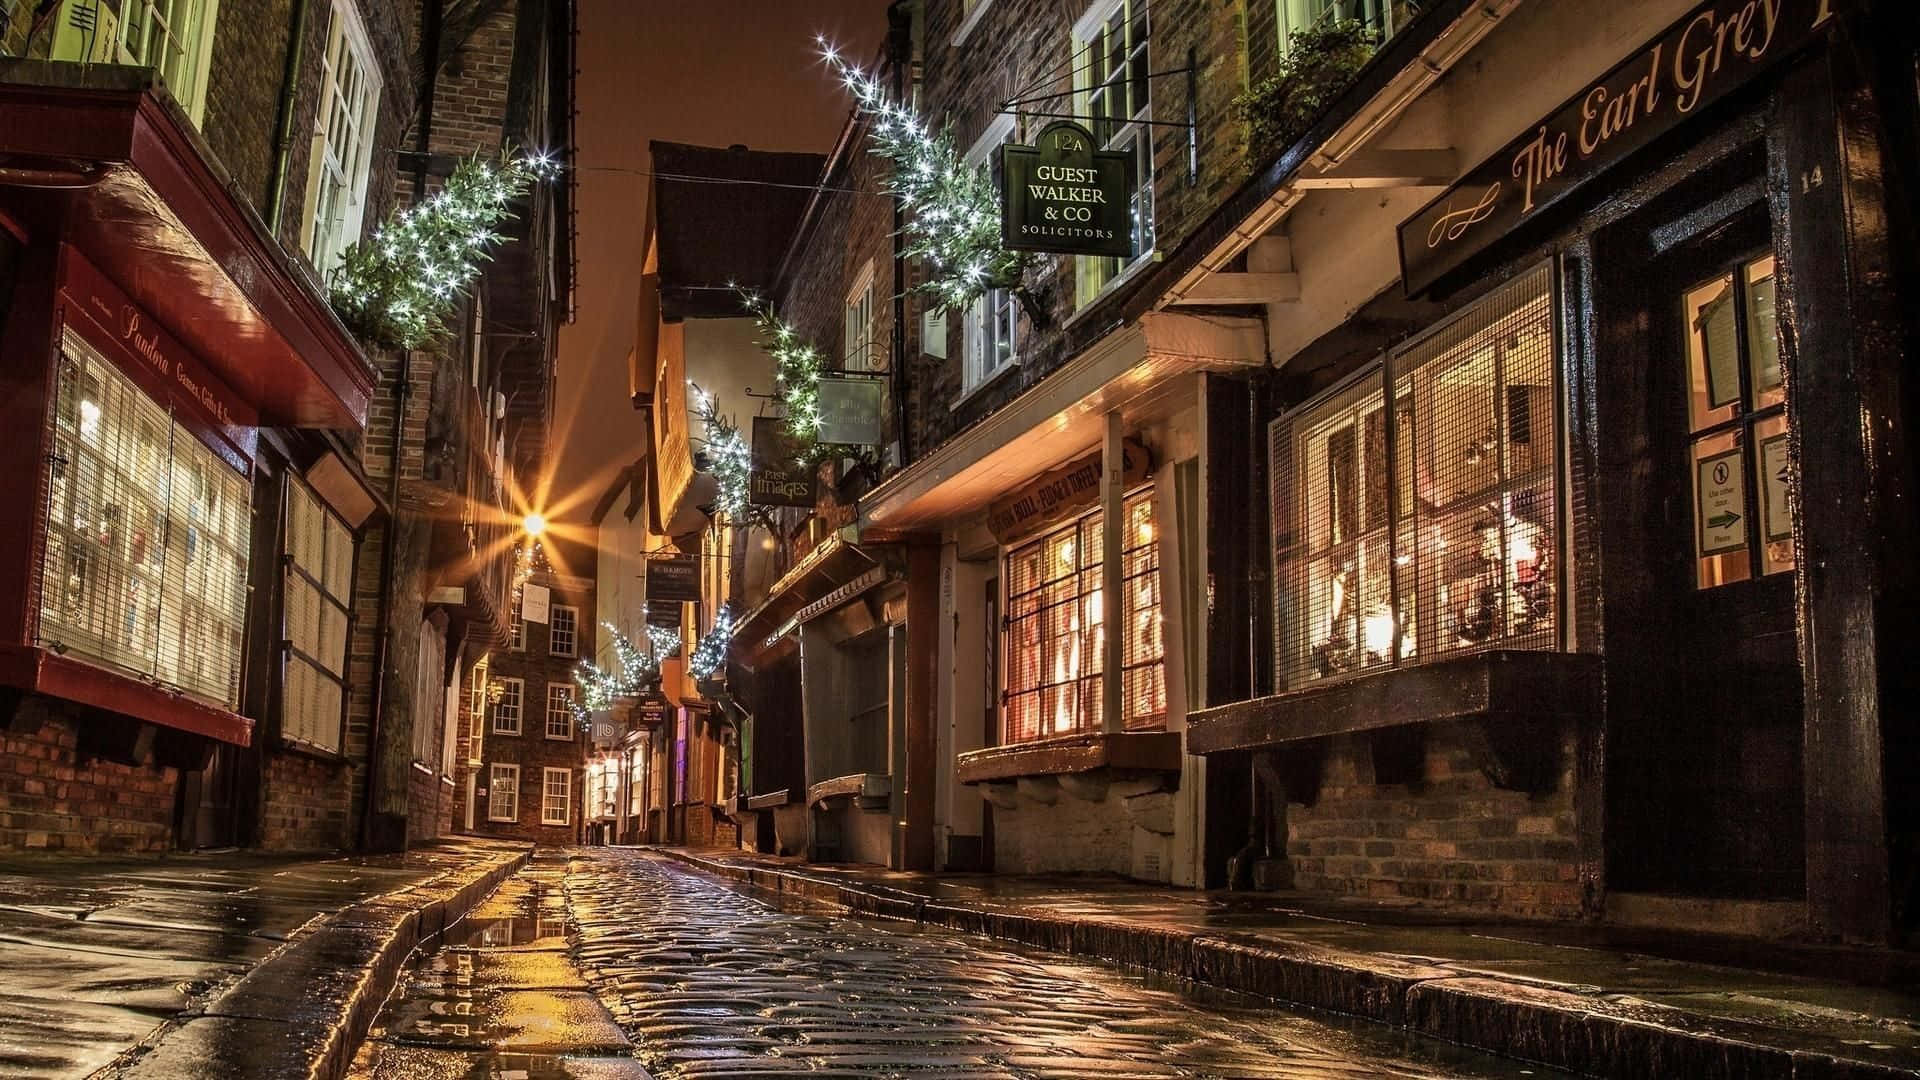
329;150;562;350
739;290;825;447
691;383;755;520
686;605;735;680
570;620;685;722
820;38;1029;313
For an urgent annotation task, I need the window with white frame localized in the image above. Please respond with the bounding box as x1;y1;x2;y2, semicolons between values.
963;114;1019;393
301;0;381;276
548;603;578;657
1073;0;1153;307
542;767;571;825
546;682;575;740
38;330;250;710
282;480;354;752
844;261;879;372
492;676;523;735
509;611;524;650
466;658;487;763
1276;0;1407;43
117;0;220;122
488;763;519;822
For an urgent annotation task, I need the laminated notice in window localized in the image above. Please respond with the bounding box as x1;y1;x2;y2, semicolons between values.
1760;433;1792;543
1696;448;1747;557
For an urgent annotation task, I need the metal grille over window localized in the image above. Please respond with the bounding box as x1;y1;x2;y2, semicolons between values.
283;481;354;752
549;604;577;657
1004;488;1163;742
39;331;250;710
1271;263;1558;691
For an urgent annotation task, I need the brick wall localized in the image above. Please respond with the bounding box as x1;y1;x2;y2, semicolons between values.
1285;721;1584;920
989;794;1133;875
258;752;351;850
0;707;176;854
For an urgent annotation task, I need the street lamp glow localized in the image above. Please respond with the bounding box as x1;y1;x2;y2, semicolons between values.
522;512;547;537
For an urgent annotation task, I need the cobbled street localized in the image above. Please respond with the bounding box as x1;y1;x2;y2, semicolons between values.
556;849;1557;1079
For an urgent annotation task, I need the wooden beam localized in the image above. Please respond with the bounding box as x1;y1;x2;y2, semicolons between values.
1294;148;1458;190
1169;272;1301;306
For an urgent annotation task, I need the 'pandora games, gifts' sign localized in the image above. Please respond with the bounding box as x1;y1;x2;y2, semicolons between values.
1398;0;1847;296
1000;121;1132;258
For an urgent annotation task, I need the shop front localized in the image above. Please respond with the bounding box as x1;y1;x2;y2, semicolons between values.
0;70;375;851
1188;0;1917;941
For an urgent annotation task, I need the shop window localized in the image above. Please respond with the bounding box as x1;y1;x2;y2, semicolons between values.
492;676;523;735
302;0;382;276
542;767;571;825
1003;487;1164;742
282;480;354;753
549;603;577;657
39;330;250;709
628;744;646;820
488;762;519;822
963;115;1019;394
545;681;575;740
1683;252;1792;587
1271;263;1558;690
1073;0;1153;307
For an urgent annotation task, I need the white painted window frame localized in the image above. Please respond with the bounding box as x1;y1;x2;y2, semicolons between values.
541;767;571;826
545;681;575;741
301;0;383;276
491;675;524;735
1071;0;1156;313
959;113;1021;401
487;762;520;822
548;603;578;657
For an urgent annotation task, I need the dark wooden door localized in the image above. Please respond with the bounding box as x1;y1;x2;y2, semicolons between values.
1605;206;1805;900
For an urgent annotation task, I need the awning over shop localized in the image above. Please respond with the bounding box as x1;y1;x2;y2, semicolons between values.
730;535;880;668
0;64;374;429
859;311;1264;532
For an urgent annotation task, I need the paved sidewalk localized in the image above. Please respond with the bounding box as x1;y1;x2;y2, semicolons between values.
659;847;1920;1079
0;836;528;1078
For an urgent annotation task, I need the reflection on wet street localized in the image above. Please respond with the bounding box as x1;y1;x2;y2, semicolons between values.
562;848;1560;1079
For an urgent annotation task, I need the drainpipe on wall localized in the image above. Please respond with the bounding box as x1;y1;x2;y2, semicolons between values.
264;0;313;237
886;1;912;470
361;0;443;851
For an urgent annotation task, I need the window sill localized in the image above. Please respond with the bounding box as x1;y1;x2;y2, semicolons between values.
949;0;994;46
951;356;1021;411
1062;250;1161;330
956;730;1182;785
543;733;575;742
487;815;517;824
276;736;349;766
410;760;433;776
492;728;522;738
807;771;891;811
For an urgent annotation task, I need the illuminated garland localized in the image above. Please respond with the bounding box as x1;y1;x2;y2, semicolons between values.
571;621;684;722
691;384;753;520
686;605;735;681
329;150;560;351
741;292;824;445
822;40;1030;313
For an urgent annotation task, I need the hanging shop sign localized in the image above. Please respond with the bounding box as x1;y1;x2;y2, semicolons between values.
1000;121;1133;258
521;582;551;625
1398;0;1850;296
815;374;886;447
987;439;1152;544
646;553;702;604
646;603;684;629
749;415;816;507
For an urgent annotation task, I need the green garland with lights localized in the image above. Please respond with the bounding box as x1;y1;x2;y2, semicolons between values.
571;621;683;723
690;385;761;524
823;42;1038;319
328;150;560;351
686;605;735;681
741;293;825;446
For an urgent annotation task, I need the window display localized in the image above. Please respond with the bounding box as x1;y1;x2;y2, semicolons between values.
1271;264;1557;690
39;331;250;709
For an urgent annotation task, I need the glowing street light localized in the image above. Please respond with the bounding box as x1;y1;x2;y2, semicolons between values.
522;512;548;538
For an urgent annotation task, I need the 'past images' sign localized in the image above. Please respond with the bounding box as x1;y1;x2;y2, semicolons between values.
1000;121;1132;258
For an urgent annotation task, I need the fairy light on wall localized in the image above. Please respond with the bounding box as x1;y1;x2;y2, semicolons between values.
686;605;735;681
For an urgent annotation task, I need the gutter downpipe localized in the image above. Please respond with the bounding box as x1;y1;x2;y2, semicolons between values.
362;0;443;850
886;1;912;470
265;0;314;237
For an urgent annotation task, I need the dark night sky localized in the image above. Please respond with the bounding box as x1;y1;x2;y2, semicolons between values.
550;0;892;527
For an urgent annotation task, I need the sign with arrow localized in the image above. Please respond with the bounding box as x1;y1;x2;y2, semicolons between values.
1696;448;1747;557
1760;432;1792;543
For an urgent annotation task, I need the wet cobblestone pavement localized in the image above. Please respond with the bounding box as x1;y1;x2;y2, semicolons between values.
563;848;1562;1080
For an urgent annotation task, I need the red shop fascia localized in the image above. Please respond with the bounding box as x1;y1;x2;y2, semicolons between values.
0;72;376;762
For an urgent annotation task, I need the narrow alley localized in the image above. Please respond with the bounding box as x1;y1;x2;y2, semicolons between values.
353;850;1557;1079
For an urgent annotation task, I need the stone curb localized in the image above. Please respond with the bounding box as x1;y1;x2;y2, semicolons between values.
112;840;534;1080
659;849;1919;1080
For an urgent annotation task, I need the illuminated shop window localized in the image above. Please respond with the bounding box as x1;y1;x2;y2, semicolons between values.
283;480;354;752
1003;487;1164;743
39;330;250;709
1682;251;1793;587
1271;264;1558;689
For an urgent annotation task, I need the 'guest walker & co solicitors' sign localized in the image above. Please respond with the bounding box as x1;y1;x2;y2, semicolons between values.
1398;0;1849;296
1000;121;1133;259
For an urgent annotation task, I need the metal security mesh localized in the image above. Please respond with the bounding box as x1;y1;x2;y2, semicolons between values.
39;330;250;710
1270;264;1558;691
1003;486;1162;743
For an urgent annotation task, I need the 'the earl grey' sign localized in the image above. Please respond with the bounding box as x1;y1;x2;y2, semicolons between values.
1398;0;1848;295
1000;121;1132;258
